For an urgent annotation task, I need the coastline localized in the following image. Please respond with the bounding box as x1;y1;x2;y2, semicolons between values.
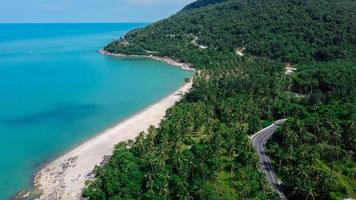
31;51;194;199
98;49;195;72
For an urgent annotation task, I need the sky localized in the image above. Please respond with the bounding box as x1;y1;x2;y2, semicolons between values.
0;0;195;23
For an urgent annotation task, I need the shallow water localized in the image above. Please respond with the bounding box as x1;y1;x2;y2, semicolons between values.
0;23;191;199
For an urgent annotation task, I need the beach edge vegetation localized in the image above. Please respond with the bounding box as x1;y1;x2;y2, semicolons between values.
83;0;355;199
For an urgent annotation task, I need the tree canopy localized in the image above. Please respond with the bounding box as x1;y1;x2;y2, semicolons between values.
84;0;356;199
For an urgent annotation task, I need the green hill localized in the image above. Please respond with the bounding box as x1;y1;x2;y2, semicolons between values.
84;0;356;199
106;0;355;65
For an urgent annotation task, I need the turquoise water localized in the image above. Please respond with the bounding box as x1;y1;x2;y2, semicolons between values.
0;23;191;199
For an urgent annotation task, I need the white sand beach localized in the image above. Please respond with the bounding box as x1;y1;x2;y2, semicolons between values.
33;54;194;200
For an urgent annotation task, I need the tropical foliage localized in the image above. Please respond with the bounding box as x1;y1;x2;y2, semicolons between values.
84;0;355;199
269;60;356;199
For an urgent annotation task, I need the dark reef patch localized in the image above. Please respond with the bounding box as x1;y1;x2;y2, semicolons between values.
4;103;98;125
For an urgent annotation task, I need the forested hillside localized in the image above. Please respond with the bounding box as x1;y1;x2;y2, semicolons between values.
84;0;355;199
267;59;356;199
106;0;354;65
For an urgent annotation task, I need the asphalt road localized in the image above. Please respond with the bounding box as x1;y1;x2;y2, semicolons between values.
251;119;287;200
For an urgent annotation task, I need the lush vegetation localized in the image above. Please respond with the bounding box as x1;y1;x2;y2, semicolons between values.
268;60;356;199
83;56;283;200
106;0;354;65
84;0;355;199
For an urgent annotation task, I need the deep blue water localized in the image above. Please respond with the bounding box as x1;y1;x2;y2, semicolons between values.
0;23;191;199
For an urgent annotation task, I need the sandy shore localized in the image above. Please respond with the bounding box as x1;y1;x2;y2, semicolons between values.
32;52;194;200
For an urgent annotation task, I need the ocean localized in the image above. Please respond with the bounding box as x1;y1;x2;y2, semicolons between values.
0;23;191;199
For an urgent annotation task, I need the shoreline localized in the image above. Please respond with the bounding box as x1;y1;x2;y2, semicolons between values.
29;51;194;199
98;48;195;72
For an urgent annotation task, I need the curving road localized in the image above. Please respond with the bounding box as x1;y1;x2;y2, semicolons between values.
251;119;287;200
